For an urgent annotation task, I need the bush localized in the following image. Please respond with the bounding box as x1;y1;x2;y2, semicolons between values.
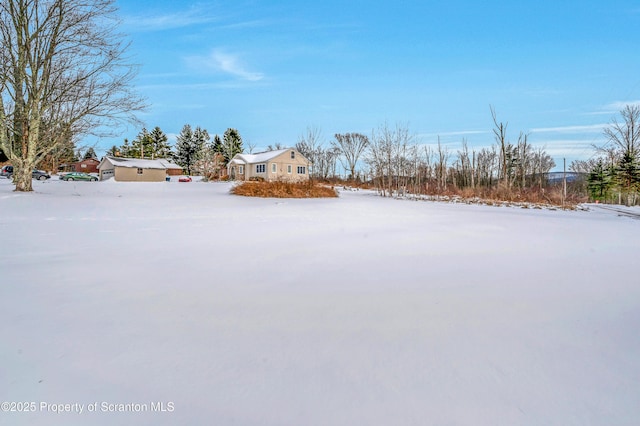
231;180;338;198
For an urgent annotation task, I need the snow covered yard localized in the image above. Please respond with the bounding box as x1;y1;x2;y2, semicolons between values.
1;177;639;426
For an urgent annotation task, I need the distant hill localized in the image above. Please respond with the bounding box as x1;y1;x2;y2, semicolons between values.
545;172;587;183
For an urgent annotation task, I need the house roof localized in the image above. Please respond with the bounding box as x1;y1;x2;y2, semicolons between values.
73;158;100;164
99;156;180;170
229;148;296;165
156;158;183;170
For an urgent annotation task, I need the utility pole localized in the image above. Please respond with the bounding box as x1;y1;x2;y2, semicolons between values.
563;158;567;206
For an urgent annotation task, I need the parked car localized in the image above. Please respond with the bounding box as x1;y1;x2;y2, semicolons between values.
0;165;50;180
60;172;98;181
178;176;192;182
0;165;11;178
32;170;51;180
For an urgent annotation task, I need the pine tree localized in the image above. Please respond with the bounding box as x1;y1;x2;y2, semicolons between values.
616;152;640;193
175;124;207;175
212;135;223;155
193;127;210;152
222;128;243;164
119;138;132;157
83;147;97;160
149;126;171;159
602;104;640;205
587;159;613;201
106;145;119;157
130;128;154;159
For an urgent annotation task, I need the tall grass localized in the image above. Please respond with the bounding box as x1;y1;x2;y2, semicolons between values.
231;181;338;198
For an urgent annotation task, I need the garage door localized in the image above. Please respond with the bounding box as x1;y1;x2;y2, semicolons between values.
100;169;114;180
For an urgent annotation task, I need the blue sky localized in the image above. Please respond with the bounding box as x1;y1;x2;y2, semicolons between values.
95;0;640;170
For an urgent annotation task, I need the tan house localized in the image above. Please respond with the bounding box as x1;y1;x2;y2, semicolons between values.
228;148;310;182
98;156;183;181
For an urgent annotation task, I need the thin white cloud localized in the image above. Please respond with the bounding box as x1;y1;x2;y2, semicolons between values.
124;6;220;32
212;51;264;81
584;100;640;116
541;139;599;151
186;50;264;82
531;124;608;134
138;81;261;91
419;130;489;139
219;19;274;30
604;100;640;111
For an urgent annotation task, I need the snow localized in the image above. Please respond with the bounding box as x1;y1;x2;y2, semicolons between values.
1;177;639;426
100;156;173;170
231;148;291;165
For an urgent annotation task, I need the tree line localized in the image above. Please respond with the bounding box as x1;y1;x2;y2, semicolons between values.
295;113;558;203
104;125;244;178
570;105;640;206
296;104;639;206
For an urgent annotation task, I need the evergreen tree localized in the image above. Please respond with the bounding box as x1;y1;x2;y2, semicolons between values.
130;128;154;159
212;134;223;155
616;152;640;194
83;147;97;160
222;128;243;164
119;138;132;157
149;126;171;159
601;104;640;204
175;124;207;175
587;159;613;201
106;145;120;157
193;127;210;153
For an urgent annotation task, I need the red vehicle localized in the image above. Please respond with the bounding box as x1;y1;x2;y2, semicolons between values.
178;176;192;182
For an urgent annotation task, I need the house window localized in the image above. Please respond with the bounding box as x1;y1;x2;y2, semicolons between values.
271;163;277;173
256;164;266;173
297;166;306;174
81;164;87;168
291;151;295;159
137;168;143;175
239;165;244;174
287;165;292;174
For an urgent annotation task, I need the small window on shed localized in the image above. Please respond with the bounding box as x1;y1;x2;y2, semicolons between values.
137;168;143;175
291;151;295;159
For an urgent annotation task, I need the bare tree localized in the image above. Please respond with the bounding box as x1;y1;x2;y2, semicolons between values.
366;123;414;196
455;139;475;189
333;132;369;181
367;125;395;196
476;146;498;187
267;142;285;151
295;126;323;179
314;145;340;180
532;146;555;188
435;137;450;191
515;132;531;188
491;106;510;186
0;0;144;191
604;104;640;159
246;140;257;154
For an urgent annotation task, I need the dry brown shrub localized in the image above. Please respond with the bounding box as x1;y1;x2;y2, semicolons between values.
415;184;587;208
231;180;338;198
